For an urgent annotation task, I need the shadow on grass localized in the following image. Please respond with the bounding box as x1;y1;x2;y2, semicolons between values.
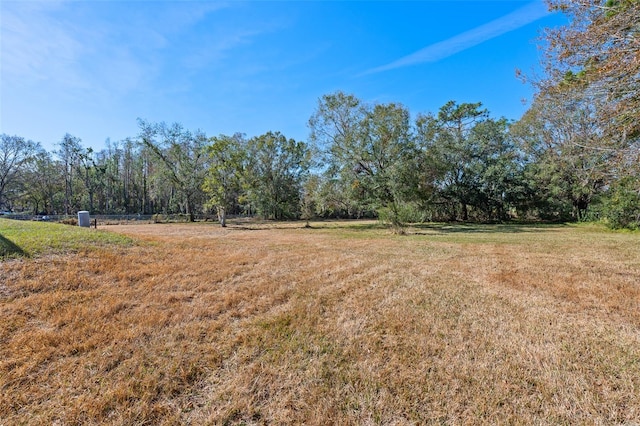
411;222;568;235
209;219;570;235
311;220;568;234
222;219;387;232
0;233;28;258
323;222;386;232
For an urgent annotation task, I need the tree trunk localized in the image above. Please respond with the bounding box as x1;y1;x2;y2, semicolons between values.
218;206;227;227
185;197;195;222
462;203;469;221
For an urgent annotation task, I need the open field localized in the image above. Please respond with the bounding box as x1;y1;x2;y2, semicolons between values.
1;219;640;424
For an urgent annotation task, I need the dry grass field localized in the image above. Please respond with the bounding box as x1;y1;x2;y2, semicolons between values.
1;219;640;424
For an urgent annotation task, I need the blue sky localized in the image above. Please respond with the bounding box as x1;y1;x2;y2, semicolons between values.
1;1;563;152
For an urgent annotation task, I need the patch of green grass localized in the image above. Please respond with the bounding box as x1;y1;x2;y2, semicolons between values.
309;220;639;251
311;220;557;242
306;220;393;240
405;222;568;244
0;218;136;259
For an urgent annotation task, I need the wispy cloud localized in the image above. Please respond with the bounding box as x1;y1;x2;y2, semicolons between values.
1;2;82;82
0;1;246;103
362;1;549;75
1;2;148;101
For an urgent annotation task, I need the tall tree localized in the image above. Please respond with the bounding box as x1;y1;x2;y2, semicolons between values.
308;92;372;214
519;0;640;226
416;101;522;221
0;134;39;211
99;139;123;213
512;91;613;221
244;131;309;220
539;0;640;149
467;117;524;220
203;133;247;227
56;133;83;215
416;101;489;221
356;102;416;229
77;147;106;213
309;92;417;229
21;150;64;214
138;120;209;221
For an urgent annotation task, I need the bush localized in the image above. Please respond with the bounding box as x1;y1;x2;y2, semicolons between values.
377;202;426;233
600;178;640;230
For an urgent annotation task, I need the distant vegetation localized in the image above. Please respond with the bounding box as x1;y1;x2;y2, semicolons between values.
1;0;637;229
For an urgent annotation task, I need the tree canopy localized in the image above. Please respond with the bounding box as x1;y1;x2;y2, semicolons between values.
540;0;640;147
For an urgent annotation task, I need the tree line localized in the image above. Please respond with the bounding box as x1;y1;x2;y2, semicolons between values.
0;123;309;225
1;91;637;229
1;0;638;229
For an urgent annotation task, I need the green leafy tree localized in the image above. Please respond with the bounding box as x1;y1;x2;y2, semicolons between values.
309;92;417;230
244;131;309;220
416;101;522;221
467;118;524;220
416;102;487;221
203;133;247;227
599;176;640;229
512;91;613;221
300;173;320;225
20;150;63;214
357;102;416;229
309;91;372;217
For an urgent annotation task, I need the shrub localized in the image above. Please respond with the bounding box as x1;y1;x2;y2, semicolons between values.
600;178;640;230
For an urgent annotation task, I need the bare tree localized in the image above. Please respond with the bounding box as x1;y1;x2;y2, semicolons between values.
540;0;640;147
138;120;209;222
0;134;39;211
56;134;83;215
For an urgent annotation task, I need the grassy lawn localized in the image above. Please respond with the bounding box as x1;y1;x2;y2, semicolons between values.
1;219;639;424
0;218;135;259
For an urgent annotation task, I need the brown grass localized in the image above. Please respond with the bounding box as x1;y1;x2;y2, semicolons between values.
1;221;639;424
